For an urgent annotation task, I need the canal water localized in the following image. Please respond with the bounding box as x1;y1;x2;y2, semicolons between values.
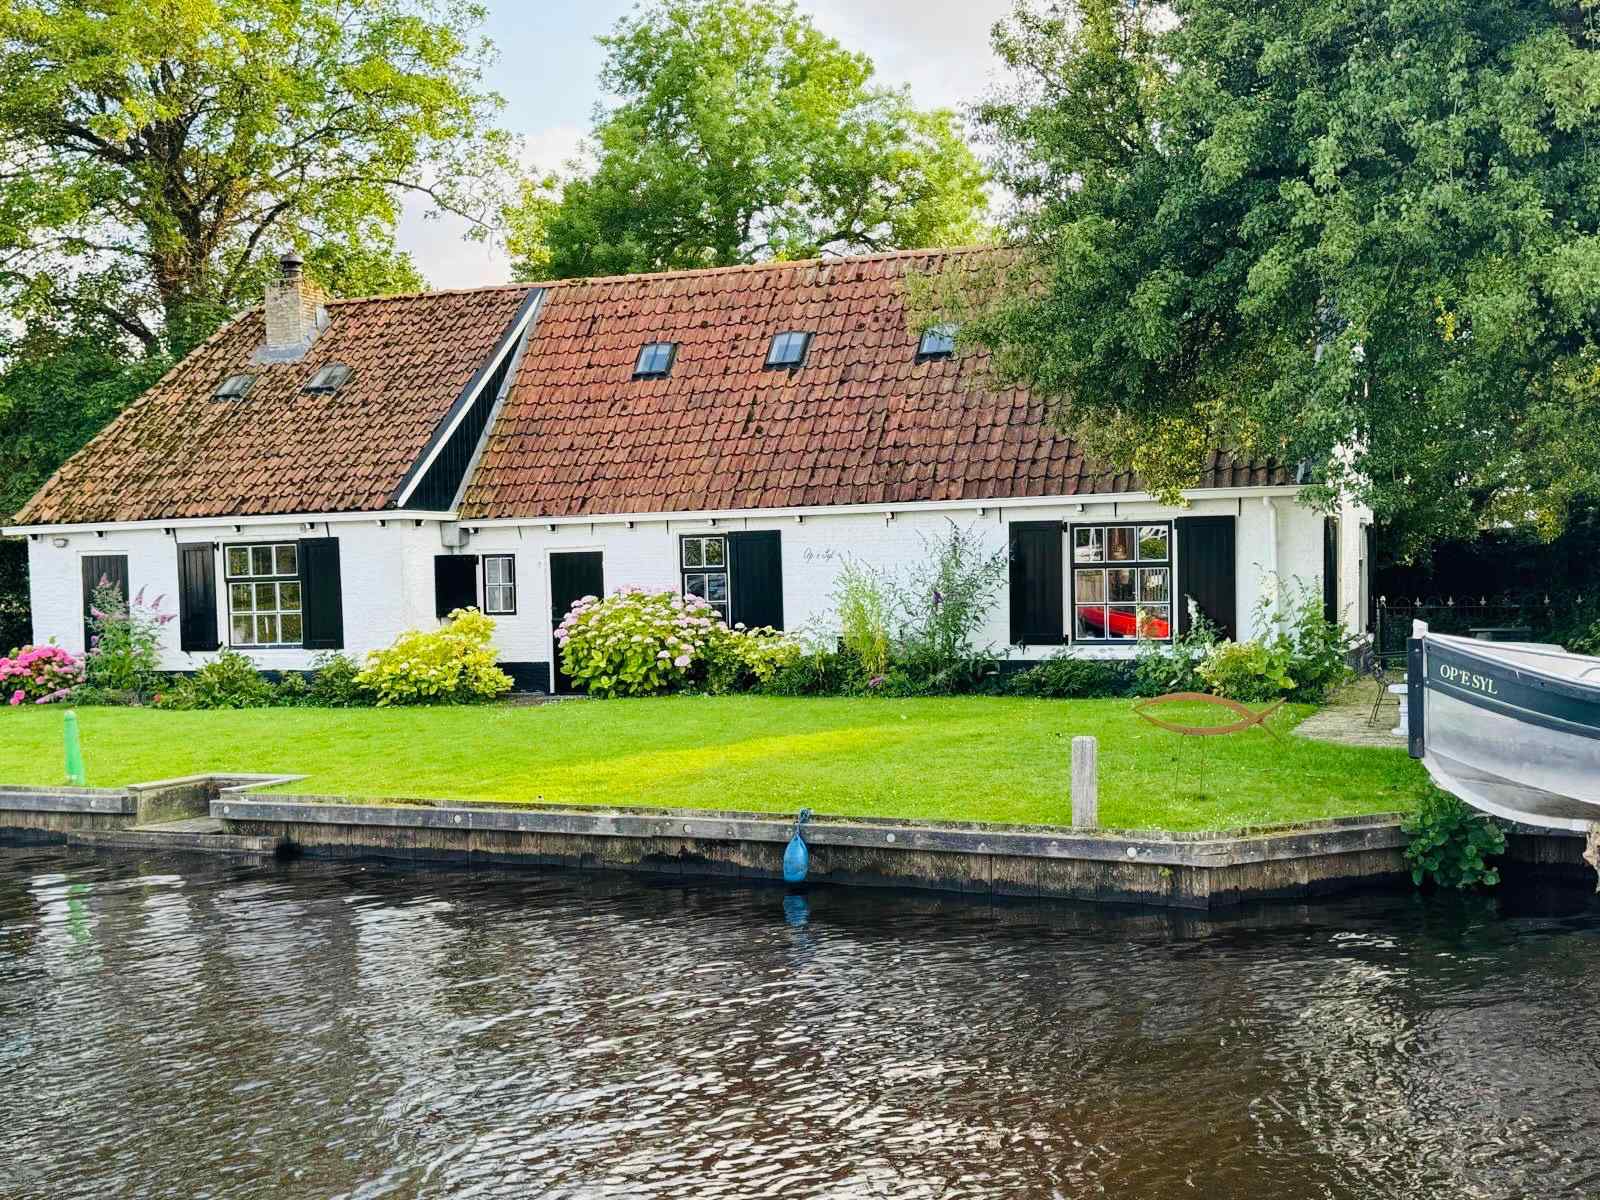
1;846;1597;1199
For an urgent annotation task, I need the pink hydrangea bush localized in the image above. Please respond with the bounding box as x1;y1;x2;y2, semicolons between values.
1;644;85;705
555;587;727;697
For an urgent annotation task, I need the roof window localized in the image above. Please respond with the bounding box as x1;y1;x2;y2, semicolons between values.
917;323;958;361
765;330;812;369
213;373;255;400
303;362;354;394
634;341;677;379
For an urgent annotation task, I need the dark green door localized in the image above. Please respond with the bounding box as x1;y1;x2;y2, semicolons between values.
549;551;603;693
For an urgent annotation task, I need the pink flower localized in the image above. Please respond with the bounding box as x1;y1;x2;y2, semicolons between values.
8;690;22;706
673;655;691;668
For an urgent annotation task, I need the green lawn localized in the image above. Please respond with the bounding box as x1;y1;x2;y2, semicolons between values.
0;697;1426;832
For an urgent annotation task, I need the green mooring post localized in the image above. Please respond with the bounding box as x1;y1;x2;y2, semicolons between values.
63;709;85;786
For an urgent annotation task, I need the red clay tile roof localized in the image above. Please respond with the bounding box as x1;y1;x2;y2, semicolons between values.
14;284;533;525
458;248;1288;520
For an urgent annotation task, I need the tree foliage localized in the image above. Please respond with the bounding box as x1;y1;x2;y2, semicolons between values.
0;0;509;354
953;0;1600;552
506;0;989;280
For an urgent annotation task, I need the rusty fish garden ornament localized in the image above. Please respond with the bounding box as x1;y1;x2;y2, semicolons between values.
1132;692;1285;803
1132;692;1285;738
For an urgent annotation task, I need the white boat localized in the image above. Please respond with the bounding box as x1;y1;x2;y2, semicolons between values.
1408;621;1600;833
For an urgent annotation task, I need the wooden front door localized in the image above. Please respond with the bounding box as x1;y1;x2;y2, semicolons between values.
549;551;603;693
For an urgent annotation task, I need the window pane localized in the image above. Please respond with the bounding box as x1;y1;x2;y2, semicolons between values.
702;537;724;566
1107;528;1135;561
231;583;254;612
487;585;513;613
1140;568;1169;603
256;614;278;644
280;614;303;644
682;539;703;568
1139;525;1169;561
1108;567;1136;602
278;581;302;612
707;573;727;602
231;616;253;644
251;546;273;576
1107;606;1139;639
1075;605;1107;640
255;582;277;610
275;544;297;575
227;547;249;577
685;573;707;599
1074;528;1103;563
486;557;509;586
1074;569;1105;602
1137;606;1171;640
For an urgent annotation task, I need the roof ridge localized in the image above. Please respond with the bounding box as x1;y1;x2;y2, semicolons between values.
522;244;1005;290
325;281;536;307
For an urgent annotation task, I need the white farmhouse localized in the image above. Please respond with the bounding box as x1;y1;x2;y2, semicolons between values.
6;249;1371;690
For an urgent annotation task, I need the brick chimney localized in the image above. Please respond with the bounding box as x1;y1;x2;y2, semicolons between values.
259;252;327;362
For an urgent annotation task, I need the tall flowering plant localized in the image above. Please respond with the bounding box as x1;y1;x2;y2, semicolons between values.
1;644;84;705
556;587;727;697
85;580;173;698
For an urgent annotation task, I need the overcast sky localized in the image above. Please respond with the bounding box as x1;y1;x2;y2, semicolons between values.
398;0;1018;288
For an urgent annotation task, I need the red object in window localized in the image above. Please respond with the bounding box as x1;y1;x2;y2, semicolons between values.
1078;607;1170;639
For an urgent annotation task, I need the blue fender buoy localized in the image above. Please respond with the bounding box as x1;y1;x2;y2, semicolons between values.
782;808;813;884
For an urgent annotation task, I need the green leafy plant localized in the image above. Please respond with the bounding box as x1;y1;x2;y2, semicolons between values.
1259;578;1357;702
306;652;370;707
156;650;275;710
357;608;513;706
1132;606;1219;696
757;646;859;696
84;580;170;701
1402;787;1506;889
833;560;893;679
703;625;805;695
557;588;724;698
889;521;1008;694
1006;654;1133;699
1196;639;1297;702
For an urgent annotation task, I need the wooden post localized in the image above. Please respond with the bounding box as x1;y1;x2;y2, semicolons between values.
1071;736;1098;829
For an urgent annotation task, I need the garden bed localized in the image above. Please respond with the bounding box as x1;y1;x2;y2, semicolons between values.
0;696;1427;832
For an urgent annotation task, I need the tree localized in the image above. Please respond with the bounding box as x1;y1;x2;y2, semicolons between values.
0;0;510;355
953;0;1600;553
506;0;989;280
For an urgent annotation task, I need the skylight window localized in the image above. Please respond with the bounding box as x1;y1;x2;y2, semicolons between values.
303;362;354;394
917;323;958;361
213;373;255;400
634;341;677;379
765;330;812;369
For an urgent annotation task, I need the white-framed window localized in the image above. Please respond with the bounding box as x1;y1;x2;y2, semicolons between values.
225;542;302;647
917;323;958;360
680;535;728;621
1070;523;1172;642
633;341;677;378
484;555;517;615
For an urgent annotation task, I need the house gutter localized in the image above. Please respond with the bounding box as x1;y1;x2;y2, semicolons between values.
2;509;458;538
454;485;1308;531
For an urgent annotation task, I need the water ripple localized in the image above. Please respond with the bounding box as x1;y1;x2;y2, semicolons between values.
0;846;1596;1199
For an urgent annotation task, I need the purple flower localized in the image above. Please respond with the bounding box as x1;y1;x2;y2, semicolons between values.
868;675;886;689
933;589;943;607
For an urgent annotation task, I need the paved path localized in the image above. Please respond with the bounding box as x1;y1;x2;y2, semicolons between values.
1294;680;1406;749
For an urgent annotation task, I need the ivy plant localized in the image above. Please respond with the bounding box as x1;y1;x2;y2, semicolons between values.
1402;787;1506;890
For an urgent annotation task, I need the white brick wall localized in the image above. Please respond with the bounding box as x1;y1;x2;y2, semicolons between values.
24;492;1342;687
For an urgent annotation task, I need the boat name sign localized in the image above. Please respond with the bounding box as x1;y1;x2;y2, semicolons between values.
1436;662;1500;697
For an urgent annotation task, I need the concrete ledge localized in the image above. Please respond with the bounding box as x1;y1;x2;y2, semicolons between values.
0;785;134;815
211;792;1414;909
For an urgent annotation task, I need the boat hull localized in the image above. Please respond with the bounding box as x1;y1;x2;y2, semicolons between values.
1414;632;1600;832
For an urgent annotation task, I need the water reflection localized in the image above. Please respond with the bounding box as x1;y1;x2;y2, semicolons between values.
0;846;1596;1199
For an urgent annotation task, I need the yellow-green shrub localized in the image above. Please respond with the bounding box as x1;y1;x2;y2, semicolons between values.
356;608;513;706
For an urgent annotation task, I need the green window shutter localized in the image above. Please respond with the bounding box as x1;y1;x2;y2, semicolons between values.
727;531;784;631
434;554;479;619
298;537;344;650
177;543;219;651
1176;516;1237;641
1009;522;1064;646
81;553;129;649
